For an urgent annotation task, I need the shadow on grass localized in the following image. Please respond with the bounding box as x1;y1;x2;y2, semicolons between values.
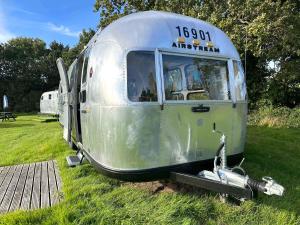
0;123;35;129
41;118;58;123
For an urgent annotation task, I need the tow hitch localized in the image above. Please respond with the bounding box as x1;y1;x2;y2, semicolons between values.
171;123;284;201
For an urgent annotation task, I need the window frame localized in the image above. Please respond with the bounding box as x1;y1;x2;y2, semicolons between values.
232;60;247;101
81;50;90;85
125;48;237;105
161;52;232;103
125;50;159;104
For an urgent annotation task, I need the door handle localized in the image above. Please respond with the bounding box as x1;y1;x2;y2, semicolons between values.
191;104;210;113
81;108;90;113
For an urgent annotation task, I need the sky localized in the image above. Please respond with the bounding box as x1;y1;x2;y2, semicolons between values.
0;0;99;47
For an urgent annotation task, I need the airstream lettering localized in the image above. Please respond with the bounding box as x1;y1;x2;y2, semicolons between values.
172;42;220;52
57;11;247;178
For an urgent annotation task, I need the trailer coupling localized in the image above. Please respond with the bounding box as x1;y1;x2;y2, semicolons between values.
170;123;285;201
197;169;284;198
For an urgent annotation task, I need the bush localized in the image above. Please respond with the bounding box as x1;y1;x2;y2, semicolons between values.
248;100;300;128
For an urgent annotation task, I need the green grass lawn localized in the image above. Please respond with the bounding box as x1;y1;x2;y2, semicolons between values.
0;115;299;225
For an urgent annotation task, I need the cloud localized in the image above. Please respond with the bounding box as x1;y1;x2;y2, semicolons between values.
0;29;15;43
0;7;15;43
7;6;37;16
47;23;80;37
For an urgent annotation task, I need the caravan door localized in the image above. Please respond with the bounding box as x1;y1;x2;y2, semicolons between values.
79;50;91;151
56;58;71;142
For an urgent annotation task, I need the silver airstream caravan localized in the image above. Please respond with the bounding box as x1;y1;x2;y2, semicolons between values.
40;90;59;115
57;11;248;181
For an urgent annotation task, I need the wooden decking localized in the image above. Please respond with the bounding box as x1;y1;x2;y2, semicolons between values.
0;160;62;214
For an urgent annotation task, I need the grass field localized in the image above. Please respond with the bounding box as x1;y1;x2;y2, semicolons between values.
0;115;299;225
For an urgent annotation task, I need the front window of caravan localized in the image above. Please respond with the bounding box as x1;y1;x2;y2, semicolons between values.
233;60;247;100
127;51;157;102
162;55;230;101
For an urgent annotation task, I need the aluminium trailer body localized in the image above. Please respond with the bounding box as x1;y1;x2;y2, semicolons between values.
40;90;59;116
57;11;247;181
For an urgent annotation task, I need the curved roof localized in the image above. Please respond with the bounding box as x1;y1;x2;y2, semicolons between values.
41;90;58;97
90;11;240;60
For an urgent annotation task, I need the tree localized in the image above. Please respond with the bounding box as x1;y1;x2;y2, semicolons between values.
43;41;69;91
0;38;68;112
63;29;96;67
0;28;95;112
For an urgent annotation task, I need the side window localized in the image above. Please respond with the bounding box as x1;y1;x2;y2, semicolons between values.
49;94;51;100
41;96;43;100
233;61;246;100
127;51;157;102
162;55;230;101
81;52;90;84
76;56;84;103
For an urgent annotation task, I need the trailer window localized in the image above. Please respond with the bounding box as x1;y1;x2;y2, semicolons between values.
49;94;52;100
82;55;89;84
162;55;230;101
233;61;246;100
127;51;157;102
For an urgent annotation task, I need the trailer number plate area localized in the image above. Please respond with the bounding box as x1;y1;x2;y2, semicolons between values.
176;26;211;41
172;26;220;53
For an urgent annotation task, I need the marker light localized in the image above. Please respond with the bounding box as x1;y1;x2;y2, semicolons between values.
206;42;214;48
192;39;200;46
177;37;185;43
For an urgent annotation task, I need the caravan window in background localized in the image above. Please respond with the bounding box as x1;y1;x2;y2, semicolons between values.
127;51;157;102
49;94;52;100
162;55;230;101
233;61;247;100
82;52;90;84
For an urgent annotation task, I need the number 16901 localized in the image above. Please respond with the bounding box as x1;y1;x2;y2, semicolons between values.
176;26;211;41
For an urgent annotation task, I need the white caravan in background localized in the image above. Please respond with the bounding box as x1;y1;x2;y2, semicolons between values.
40;90;59;115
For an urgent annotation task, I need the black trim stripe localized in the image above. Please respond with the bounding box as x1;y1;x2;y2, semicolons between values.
82;150;243;182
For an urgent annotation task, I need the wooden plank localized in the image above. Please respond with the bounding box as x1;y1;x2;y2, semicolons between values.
0;165;23;213
20;163;35;210
53;160;62;193
0;161;63;213
40;161;49;208
0;166;16;206
9;164;29;212
0;166;11;187
48;160;59;206
31;162;41;209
